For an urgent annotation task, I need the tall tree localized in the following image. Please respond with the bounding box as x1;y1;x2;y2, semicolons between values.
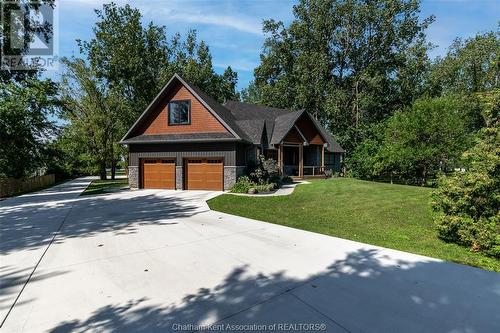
59;58;124;180
248;0;433;151
0;79;58;178
428;28;500;95
432;89;500;257
374;96;478;185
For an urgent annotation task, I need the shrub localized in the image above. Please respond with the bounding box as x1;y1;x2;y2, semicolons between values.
230;176;254;193
280;175;293;184
249;155;279;185
324;169;333;178
255;183;276;193
432;125;499;257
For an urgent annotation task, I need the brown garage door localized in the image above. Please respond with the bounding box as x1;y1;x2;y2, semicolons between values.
141;158;175;189
185;158;223;190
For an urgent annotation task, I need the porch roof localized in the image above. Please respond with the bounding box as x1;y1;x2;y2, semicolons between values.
223;100;345;153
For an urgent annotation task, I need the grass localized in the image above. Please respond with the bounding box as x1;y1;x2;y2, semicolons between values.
81;178;129;196
106;170;126;177
208;178;500;272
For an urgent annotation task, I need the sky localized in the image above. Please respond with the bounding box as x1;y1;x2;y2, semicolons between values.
52;0;499;90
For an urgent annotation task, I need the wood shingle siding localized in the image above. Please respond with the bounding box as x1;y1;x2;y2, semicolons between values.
296;114;325;145
283;127;303;143
140;83;228;135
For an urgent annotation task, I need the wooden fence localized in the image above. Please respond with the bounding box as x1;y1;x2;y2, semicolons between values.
0;174;55;198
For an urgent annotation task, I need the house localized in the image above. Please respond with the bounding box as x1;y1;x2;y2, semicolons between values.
120;74;345;191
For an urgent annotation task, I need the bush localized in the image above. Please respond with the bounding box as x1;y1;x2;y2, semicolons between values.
280;175;293;184
324;169;333;178
230;176;254;193
230;176;279;194
255;183;276;193
249;155;279;184
432;125;499;257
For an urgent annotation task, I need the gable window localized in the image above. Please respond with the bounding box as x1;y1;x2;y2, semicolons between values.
168;100;190;125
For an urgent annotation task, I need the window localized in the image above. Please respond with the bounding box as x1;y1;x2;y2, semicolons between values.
168;100;190;125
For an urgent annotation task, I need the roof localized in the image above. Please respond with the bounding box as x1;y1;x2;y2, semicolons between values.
235;119;266;144
120;74;345;153
223;101;345;152
270;110;304;145
310;116;346;153
120;133;237;144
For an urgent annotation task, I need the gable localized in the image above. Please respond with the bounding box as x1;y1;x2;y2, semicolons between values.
295;113;325;145
137;82;228;136
283;127;303;143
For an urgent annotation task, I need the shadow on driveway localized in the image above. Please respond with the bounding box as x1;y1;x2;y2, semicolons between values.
0;182;206;327
49;248;500;333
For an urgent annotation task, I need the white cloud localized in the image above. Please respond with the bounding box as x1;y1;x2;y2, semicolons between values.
164;10;262;35
62;1;263;35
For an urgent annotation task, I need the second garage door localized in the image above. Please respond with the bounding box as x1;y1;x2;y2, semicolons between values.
185;158;223;190
141;158;175;189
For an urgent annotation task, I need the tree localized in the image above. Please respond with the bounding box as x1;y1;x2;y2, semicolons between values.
373;96;478;185
345;123;385;180
0;79;58;178
428;28;500;96
59;58;124;180
432;89;499;257
248;0;434;152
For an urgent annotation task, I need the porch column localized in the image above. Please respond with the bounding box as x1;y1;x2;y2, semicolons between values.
299;144;303;178
278;144;283;174
321;145;325;170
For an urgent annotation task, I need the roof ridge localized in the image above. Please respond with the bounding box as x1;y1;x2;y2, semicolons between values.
225;100;295;113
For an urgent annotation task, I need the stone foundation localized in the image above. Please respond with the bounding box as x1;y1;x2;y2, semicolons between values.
128;166;139;189
176;166;183;189
223;166;237;190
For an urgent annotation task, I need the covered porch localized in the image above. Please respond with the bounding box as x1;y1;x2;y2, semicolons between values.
261;110;344;179
265;143;326;178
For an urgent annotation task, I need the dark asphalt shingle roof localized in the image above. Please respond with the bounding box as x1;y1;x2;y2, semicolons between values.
309;116;346;153
223;101;345;152
120;132;236;144
235;119;266;144
269;110;304;145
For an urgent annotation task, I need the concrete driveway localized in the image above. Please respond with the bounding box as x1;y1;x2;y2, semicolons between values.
1;178;499;332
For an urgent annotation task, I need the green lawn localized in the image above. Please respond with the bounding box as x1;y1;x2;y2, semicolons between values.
208;178;499;272
106;170;126;177
81;179;129;196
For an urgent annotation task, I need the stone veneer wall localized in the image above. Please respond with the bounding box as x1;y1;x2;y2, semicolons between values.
128;166;139;189
175;166;183;189
223;166;236;190
224;166;246;190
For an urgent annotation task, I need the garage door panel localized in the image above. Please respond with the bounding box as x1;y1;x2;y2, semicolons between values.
186;158;223;190
141;159;175;189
